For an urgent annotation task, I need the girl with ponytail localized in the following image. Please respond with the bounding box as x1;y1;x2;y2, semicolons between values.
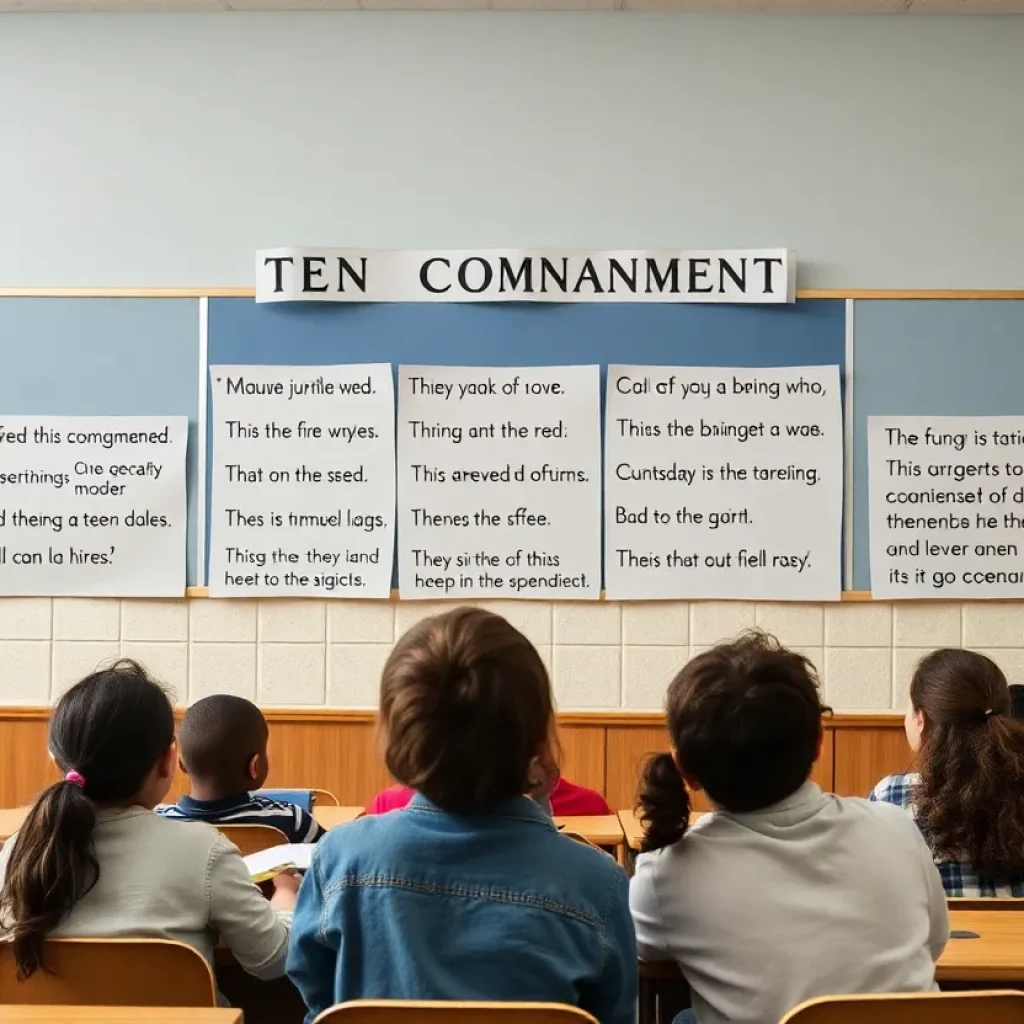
631;633;948;1024
871;648;1024;896
0;661;294;983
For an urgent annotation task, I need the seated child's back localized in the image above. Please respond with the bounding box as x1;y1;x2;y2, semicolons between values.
288;608;635;1024
0;661;295;981
630;633;948;1024
158;694;323;844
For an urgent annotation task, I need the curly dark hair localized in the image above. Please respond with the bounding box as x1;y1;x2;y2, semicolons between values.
912;649;1024;877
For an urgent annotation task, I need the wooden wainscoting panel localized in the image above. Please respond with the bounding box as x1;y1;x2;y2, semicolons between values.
0;718;55;807
815;724;836;792
833;723;912;797
604;724;670;811
267;720;391;807
557;725;606;795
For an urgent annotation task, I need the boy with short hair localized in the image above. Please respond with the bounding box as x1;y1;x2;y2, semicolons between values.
630;633;948;1024
158;694;324;844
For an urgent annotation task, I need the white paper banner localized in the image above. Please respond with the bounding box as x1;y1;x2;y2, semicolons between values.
604;365;842;601
397;365;601;600
869;416;1024;599
255;248;795;305
0;416;187;597
209;364;396;597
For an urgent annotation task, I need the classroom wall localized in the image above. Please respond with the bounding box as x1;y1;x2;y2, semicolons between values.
3;15;1024;729
0;596;1022;713
0;14;1023;290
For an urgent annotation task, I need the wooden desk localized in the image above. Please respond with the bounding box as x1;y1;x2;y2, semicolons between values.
619;809;643;852
0;1010;241;1024
313;805;363;829
555;815;625;848
939;910;1024;982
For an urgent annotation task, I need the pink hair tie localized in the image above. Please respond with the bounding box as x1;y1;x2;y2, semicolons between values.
64;770;86;790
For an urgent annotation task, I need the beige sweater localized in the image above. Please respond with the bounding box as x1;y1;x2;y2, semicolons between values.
631;783;949;1024
0;806;291;980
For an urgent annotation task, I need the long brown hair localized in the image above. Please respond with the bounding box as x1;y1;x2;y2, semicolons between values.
379;607;557;813
911;649;1024;876
0;661;174;978
637;632;828;853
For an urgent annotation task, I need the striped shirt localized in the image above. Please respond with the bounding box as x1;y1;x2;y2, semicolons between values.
870;772;1024;897
157;793;325;844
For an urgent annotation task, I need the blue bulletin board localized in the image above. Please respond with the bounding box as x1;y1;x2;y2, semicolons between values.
206;298;847;586
7;293;1024;596
851;300;1024;592
0;298;201;586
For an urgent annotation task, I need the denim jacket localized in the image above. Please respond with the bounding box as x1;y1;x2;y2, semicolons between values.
287;793;636;1024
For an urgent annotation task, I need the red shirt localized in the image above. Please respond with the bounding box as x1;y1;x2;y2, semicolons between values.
366;777;612;816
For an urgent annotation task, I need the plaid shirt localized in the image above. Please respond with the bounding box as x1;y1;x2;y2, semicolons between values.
870;773;1024;897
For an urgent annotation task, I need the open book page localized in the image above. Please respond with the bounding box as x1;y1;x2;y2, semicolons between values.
242;843;315;882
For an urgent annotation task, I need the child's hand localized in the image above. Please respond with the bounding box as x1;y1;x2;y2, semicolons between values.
270;870;301;911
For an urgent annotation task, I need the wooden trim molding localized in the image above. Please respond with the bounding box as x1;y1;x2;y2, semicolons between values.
0;706;906;728
182;587;896;601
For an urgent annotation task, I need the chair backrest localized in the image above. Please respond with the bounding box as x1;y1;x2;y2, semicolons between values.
780;990;1024;1024
217;823;289;856
314;1002;598;1024
255;788;314;812
255;787;341;810
0;937;216;1006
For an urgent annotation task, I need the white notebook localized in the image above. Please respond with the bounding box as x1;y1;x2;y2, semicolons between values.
242;843;315;882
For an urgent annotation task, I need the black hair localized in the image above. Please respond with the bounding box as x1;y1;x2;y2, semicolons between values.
178;694;268;785
637;632;828;852
0;660;174;978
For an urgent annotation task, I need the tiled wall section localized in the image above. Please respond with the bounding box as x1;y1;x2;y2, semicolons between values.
0;598;1021;710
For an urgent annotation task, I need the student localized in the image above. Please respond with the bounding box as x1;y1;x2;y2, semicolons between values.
631;633;948;1024
0;661;295;981
871;649;1024;896
287;608;635;1024
157;694;324;844
366;772;612;816
1010;683;1024;720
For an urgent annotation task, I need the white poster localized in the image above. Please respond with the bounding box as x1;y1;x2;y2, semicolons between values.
605;365;842;601
869;416;1024;599
0;416;187;597
256;248;795;305
397;365;601;600
209;364;395;597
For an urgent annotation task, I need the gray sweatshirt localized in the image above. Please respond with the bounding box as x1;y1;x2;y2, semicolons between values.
0;806;291;980
630;782;949;1024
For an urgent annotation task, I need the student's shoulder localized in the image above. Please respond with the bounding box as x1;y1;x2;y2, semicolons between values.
314;806;401;858
832;788;924;844
133;810;228;862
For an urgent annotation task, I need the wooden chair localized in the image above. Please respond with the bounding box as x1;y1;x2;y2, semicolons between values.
0;937;217;1006
312;788;340;807
780;990;1024;1024
314;1003;598;1024
217;823;289;856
